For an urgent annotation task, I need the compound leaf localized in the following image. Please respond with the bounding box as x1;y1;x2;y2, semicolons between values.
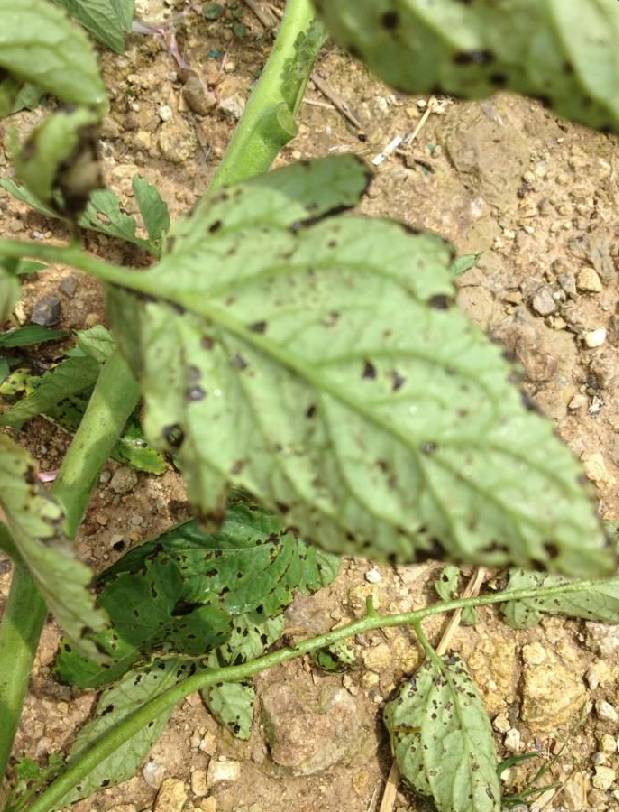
384;655;500;812
501;569;619;629
201;682;255;740
314;0;619;133
0;434;106;656
108;156;611;576
0;0;105;107
54;0;135;53
57;658;189;806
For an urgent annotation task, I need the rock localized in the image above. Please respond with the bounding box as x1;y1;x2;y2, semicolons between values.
584;327;607;348
577;267;603;292
59;276;78;297
159;120;197;163
493;713;510;734
109;466;138;494
197;800;216;812
521;644;586;732
364;567;382;584
159;104;173;122
587;660;615;688
504;728;521;753
134;131;153;151
568;393;588;411
586;625;619;658
219;93;245;120
562;771;590;808
361;643;391;672
206;760;241;786
596;700;619;723
198;731;217;755
183;76;217;115
31;295;61;327
531;286;556;316
190;769;208;797
260;678;371;775
592;752;608;765
154;779;188;812
582;453;616;489
143;760;166;790
599;734;617;753
592;765;616;790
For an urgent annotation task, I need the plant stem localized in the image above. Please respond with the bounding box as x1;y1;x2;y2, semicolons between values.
23;575;607;812
207;0;321;193
0;351;139;786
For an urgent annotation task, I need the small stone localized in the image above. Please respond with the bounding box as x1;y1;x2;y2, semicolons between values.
599;734;617;753
531;286;556;316
557;271;577;297
206;760;241;786
361;643;391;672
504;728;521;753
219;94;245;120
31;295;61;327
592;765;616;790
183;76;217;115
584;327;607;348
493;713;510;734
361;671;380;689
592;752;608;765
159;104;173;122
109;466;138;495
190;770;208;797
568;393;588;411
59;276;78;297
364;567;382;584
199;732;217;755
154;779;188;812
143;760;166;790
134;131;152;151
577;268;603;292
197;800;216;812
587;661;614;688
596;700;619;722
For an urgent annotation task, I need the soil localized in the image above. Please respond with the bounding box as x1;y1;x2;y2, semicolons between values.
2;2;619;811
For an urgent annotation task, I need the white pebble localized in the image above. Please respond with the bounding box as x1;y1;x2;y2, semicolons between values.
504;728;521;753
584;328;607;348
364;568;382;584
207;760;241;786
596;699;619;722
159;104;173;122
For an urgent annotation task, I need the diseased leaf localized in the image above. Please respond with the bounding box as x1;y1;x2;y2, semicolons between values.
434;565;460;601
0;434;107;656
384;654;500;812
313;640;357;672
201;682;255;740
57;659;189;806
133;175;170;252
501;569;619;629
207;613;284;667
0;0;105;107
104;502;341;617
108;155;611;576
55;628;139;690
314;0;619;133
54;0;135;53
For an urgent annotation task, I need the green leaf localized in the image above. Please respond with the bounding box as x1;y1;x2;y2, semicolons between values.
11;82;45;113
15;107;101;213
133;175;170;251
313;640;357;672
314;0;619;133
208;613;284;668
434;565;460;601
14;260;47;276
57;658;189;806
0;324;67;348
0;265;19;322
384;654;500;812
0;357;9;384
108;155;611;576
0;0;106;107
0;178;57;218
201;682;255;739
501;568;619;629
1;355;100;428
104;502;341;617
451;253;481;277
55;628;139;690
0;434;107;656
74;323;115;362
54;0;135;53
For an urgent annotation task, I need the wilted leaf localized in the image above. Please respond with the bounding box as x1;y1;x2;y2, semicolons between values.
0;434;107;656
314;0;619;133
0;0;105;107
57;659;189;806
501;569;619;629
54;0;135;53
201;681;255;739
107;155;611;576
384;654;500;812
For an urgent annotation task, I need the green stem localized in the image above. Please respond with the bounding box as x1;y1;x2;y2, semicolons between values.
0;351;139;787
23;575;605;812
207;0;321;193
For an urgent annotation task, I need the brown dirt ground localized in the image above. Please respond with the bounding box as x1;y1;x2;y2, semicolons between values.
2;1;619;811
